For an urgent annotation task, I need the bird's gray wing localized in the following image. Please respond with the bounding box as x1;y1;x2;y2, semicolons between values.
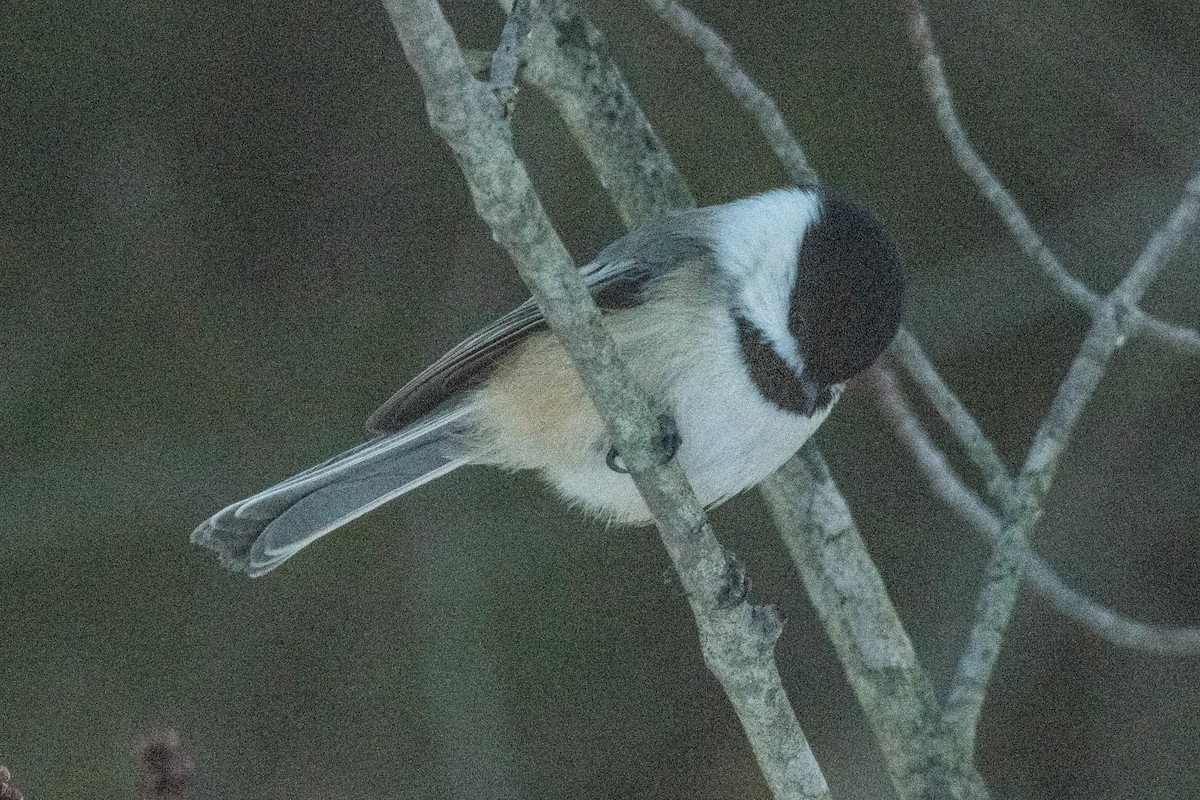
366;301;546;433
367;213;714;434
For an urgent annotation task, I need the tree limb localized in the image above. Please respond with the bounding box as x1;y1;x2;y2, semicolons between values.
902;0;1200;358
942;172;1200;753
871;364;1200;655
520;0;696;223
761;453;988;800
386;1;831;796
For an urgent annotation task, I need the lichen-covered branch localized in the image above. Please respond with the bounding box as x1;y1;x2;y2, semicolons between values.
520;0;696;223
762;453;990;800
488;0;534;104
386;1;830;796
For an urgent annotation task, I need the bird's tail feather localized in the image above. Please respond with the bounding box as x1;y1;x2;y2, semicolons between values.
191;405;472;577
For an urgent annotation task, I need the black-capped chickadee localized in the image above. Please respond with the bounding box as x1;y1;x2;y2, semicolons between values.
192;188;905;576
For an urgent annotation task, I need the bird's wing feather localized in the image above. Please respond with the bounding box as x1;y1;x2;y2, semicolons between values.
367;214;714;434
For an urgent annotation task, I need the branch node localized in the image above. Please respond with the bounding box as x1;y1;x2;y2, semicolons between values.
489;0;536;115
751;603;785;648
716;552;751;610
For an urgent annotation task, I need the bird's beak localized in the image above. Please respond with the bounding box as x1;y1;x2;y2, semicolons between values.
799;373;828;416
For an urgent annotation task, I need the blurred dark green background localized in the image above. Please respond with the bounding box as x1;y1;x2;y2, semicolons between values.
4;0;1200;797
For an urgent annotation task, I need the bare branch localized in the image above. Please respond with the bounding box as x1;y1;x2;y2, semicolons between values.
943;171;1200;752
1115;173;1200;301
903;0;1200;355
385;2;831;796
1136;311;1200;357
1029;558;1200;654
642;0;819;189
762;453;988;800
941;309;1116;755
871;365;1200;655
902;0;1094;309
890;329;1012;502
870;365;1004;534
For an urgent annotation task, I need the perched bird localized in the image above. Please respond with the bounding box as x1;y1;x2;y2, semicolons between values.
192;188;905;576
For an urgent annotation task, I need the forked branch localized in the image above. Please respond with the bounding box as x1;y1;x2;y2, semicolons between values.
903;0;1200;357
386;1;831;796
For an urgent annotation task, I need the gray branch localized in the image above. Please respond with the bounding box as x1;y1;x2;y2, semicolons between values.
872;365;1200;655
904;0;1200;358
520;0;696;223
386;1;831;796
942;172;1200;753
761;453;989;800
642;0;819;189
890;329;1012;502
488;0;534;106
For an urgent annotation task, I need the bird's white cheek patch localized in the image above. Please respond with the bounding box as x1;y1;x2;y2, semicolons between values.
709;188;822;372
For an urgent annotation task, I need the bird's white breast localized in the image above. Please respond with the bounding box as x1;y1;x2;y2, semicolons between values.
546;303;833;523
470;265;835;524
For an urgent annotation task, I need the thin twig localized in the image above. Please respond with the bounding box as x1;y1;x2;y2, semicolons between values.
943;171;1200;753
1136;311;1200;357
642;0;819;189
942;310;1123;755
902;0;1094;309
903;0;1200;355
890;328;1012;502
872;365;1200;655
1116;173;1200;300
385;2;831;796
